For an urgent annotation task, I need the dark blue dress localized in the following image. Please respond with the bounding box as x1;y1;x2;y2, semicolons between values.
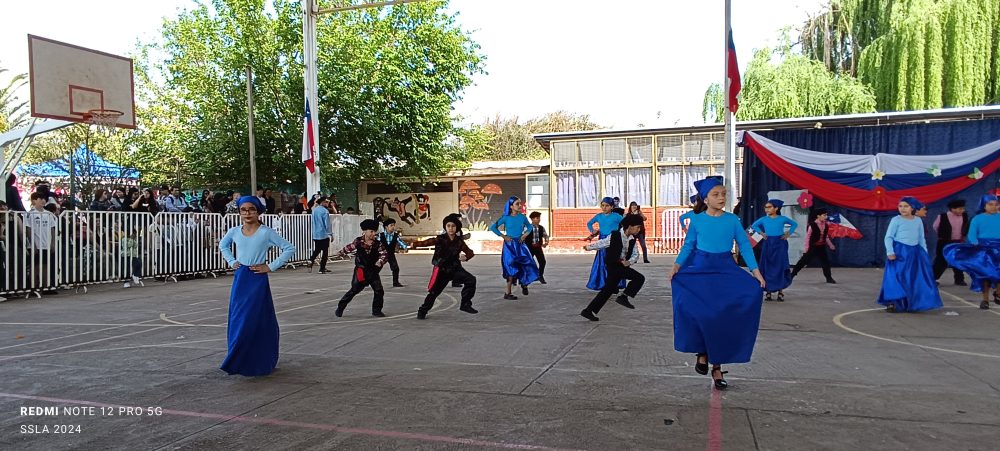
758;237;792;292
490;214;540;286
944;238;1000;293
221;266;280;376
877;242;943;312
586;212;625;291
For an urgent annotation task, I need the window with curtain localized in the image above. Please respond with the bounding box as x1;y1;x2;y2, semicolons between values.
686;165;710;198
627;168;651;206
658;166;682;206
578;170;600;207
556;171;577;208
579;141;600;167
628;137;653;163
603;169;625;202
603;139;626;165
657;135;683;162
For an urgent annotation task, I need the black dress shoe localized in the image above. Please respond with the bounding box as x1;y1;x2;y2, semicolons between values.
711;367;728;390
372;311;386;317
826;278;837;284
335;307;344;317
580;309;599;321
614;295;635;309
764;292;773;302
885;304;896;313
776;292;785;302
695;353;708;375
504;293;518;300
393;282;405;287
521;285;529;295
981;301;990;310
459;305;478;314
416;310;427;320
539;278;547;284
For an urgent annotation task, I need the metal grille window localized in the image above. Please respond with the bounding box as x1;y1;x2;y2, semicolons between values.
579;141;600;167
657;135;683;162
685;135;712;162
603;139;626;165
552;141;578;169
710;133;726;160
627;137;653;164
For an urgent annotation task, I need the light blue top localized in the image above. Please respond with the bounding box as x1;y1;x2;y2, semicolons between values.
676;212;758;271
751;215;798;237
311;205;331;240
490;214;532;238
380;231;409;250
587;212;623;236
968;212;1000;244
679;210;696;229
220;225;296;272
884;215;927;255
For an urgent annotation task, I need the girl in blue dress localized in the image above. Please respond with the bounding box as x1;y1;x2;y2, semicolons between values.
489;196;540;299
944;194;1000;310
750;199;797;302
585;197;625;290
218;196;296;376
878;197;943;313
679;195;699;232
671;177;765;390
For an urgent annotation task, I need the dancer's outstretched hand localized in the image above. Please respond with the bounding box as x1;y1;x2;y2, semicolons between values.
752;269;766;288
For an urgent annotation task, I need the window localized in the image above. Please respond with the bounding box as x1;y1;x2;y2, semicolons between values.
552;141;577;169
628;137;652;164
710;133;726;160
604;169;625;201
603;139;626;165
657;135;682;162
685;135;712;162
578;170;600;207
579;141;600;167
555;171;576;208
658;166;682;206
685;165;710;200
627;167;651;207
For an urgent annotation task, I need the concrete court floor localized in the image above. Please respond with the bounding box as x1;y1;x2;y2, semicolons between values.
0;253;998;451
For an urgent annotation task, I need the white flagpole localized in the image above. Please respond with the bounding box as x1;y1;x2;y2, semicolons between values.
723;0;737;212
303;0;321;197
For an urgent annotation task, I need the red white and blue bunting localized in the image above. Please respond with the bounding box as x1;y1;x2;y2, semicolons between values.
742;131;1000;211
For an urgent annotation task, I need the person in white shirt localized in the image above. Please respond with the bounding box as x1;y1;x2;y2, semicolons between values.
24;192;59;294
579;214;646;321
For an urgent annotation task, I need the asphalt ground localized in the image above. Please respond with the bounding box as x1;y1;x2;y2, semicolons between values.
1;253;998;450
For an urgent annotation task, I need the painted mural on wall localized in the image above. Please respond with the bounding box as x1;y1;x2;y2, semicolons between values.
457;178;526;231
373;194;432;226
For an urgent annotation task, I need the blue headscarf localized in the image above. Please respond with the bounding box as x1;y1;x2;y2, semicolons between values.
601;196;614;207
978;194;999;213
503;196;520;216
237;195;264;213
693;176;724;200
767;199;784;209
689;194;697;205
899;196;924;211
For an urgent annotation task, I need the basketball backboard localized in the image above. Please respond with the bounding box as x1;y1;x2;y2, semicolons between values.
28;35;136;129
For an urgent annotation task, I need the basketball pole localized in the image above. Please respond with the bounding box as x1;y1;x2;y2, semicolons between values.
303;0;431;198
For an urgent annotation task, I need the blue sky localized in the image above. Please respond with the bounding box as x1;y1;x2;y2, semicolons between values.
1;0;823;129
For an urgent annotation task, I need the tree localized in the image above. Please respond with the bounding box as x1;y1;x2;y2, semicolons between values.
465;111;605;161
132;0;485;190
0;63;29;133
702;45;877;122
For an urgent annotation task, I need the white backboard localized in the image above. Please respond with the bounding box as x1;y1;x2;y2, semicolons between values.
28;34;136;129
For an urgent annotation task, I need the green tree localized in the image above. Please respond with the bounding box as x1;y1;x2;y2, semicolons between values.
0;63;29;133
133;0;484;190
466;111;604;161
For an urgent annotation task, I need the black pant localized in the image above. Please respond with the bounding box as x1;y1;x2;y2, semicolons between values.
585;265;645;314
387;252;401;284
791;245;832;280
933;239;965;283
635;233;649;261
338;267;385;314
310;238;330;271
420;267;477;313
529;245;546;279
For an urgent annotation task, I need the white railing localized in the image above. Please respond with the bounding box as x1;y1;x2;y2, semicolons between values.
656;207;690;254
1;211;364;297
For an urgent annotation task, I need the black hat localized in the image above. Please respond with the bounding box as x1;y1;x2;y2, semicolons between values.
620;214;644;229
442;213;463;229
360;219;379;231
383;218;396;227
947;199;966;209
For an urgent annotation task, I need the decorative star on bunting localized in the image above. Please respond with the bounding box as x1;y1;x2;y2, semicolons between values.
969;167;984;180
871;170;885;181
927;165;942;177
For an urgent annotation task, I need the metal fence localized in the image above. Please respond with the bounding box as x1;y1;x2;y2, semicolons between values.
654;207;689;253
1;211;364;297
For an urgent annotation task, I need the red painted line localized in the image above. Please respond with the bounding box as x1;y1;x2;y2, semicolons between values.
0;392;581;450
706;388;723;451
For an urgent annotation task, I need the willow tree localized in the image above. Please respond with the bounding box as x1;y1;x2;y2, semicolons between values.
702;46;877;122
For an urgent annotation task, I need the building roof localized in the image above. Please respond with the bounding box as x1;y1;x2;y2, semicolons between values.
532;105;1000;151
443;159;549;177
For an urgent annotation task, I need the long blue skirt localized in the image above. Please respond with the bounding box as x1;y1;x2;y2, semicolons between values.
877;242;943;312
587;234;627;291
501;240;540;286
672;250;764;364
943;238;1000;293
221;266;279;376
758;236;791;292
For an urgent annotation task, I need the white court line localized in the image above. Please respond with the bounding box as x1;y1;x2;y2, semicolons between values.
832;308;1000;359
939;290;1000;317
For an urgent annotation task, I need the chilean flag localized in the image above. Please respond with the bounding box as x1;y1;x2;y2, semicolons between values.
826;213;864;240
302;100;316;174
727;30;741;114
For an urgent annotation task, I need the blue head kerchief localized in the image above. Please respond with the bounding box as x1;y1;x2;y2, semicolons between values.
689;195;698;205
899;196;924;211
693;176;724;200
237;195;264;213
978;194;999;213
503;196;519;216
601;196;614;207
767;199;784;209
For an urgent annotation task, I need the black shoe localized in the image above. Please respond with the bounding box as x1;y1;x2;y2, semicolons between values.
417;310;427;320
335;307;344;317
372;311;386;317
393;282;405;287
764;292;773;302
643;259;651;264
776;292;785;302
826;278;837;284
459;305;478;314
885;304;896;313
614;295;635;309
955;280;967;286
981;301;990;310
580;309;599;321
695;353;708;375
711;367;728;390
504;293;518;300
318;269;331;274
41;290;59;295
521;285;529;296
539;277;547;284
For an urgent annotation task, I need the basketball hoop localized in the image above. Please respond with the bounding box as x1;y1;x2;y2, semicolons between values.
83;109;124;135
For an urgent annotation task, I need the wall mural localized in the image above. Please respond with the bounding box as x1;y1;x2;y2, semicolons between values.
372;195;431;226
457;179;526;231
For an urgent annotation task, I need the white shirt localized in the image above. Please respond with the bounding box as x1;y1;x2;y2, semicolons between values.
24;208;57;251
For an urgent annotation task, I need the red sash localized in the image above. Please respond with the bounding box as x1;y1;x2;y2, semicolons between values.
427;266;440;292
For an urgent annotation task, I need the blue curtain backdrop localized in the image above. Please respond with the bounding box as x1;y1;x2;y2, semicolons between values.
740;118;1000;267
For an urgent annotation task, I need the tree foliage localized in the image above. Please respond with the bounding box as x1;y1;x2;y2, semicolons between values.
132;0;485;190
461;111;604;161
0;63;29;133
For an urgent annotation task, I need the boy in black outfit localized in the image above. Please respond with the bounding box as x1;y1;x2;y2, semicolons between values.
379;218;409;287
411;214;477;319
335;219;389;317
580;214;646;321
525;211;549;284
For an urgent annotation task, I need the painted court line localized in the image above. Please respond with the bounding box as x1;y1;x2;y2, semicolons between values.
832;309;1000;359
0;392;581;451
706;388;723;451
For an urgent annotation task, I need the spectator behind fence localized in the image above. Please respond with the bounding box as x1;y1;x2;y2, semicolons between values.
25;192;58;295
90;189;111;211
131;188;160;214
264;188;276;214
164;186;190;212
225;192;241;214
109;188;126;211
121;226;144;288
5;174;26;212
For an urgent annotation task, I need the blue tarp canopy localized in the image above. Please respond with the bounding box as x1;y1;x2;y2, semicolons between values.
16;144;140;179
